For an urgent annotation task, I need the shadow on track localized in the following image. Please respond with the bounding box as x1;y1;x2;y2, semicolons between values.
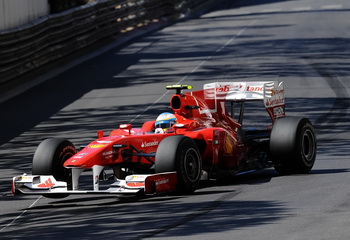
0;175;289;240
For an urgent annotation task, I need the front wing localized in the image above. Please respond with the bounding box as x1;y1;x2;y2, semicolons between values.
12;172;177;196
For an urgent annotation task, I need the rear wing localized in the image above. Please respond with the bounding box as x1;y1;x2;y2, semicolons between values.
203;81;285;121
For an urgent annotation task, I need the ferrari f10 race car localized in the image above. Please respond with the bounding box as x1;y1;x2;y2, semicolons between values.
12;82;317;198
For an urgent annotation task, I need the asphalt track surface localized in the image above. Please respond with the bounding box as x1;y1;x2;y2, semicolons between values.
1;0;350;239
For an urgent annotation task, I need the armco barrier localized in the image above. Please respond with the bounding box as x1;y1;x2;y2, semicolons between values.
0;0;215;90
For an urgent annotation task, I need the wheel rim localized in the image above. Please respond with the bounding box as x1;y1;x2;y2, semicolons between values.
302;129;316;163
184;148;200;182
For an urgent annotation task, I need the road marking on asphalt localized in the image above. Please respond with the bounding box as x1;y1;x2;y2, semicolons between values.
234;11;252;15
321;5;343;10
292;6;312;11
129;19;257;123
260;9;282;13
0;196;42;232
179;20;257;81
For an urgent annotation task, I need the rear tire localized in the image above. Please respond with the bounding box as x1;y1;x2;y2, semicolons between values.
155;136;202;194
270;117;316;174
32;138;76;198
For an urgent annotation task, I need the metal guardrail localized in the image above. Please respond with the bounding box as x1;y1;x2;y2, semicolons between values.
0;0;215;89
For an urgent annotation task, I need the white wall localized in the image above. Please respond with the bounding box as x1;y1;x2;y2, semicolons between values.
0;0;50;30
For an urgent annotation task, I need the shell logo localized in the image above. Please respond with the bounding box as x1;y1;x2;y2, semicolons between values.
88;144;106;148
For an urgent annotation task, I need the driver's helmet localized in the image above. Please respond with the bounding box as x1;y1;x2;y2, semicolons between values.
155;112;176;131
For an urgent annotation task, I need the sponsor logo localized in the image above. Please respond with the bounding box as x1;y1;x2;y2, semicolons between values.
224;134;234;155
126;182;145;187
21;176;33;181
155;178;169;186
265;98;285;107
216;84;243;92
271;89;284;96
216;85;231;92
141;140;159;148
132;175;147;180
102;150;114;156
246;86;263;92
88;144;106;148
38;178;55;188
102;150;115;159
72;152;88;159
264;82;285;109
273;107;285;117
215;84;265;93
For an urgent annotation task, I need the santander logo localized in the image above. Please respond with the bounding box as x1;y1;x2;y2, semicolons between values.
141;140;159;148
216;84;243;92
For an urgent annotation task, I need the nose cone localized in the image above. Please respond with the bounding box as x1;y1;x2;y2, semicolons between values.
64;139;115;168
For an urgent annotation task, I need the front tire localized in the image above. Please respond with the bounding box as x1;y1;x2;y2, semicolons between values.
32;138;77;198
155;136;202;194
270;117;317;174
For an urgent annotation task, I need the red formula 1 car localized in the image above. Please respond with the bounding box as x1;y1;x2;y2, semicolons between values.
12;82;316;198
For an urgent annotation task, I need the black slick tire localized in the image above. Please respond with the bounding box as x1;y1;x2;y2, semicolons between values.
32;138;76;198
270;117;317;174
155;136;202;194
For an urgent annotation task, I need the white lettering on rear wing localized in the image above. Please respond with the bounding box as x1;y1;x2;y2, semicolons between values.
263;81;285;119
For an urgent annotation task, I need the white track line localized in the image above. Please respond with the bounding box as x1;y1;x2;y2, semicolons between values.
321;5;342;10
0;196;42;232
130;20;257;123
260;9;282;13
292;6;312;11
